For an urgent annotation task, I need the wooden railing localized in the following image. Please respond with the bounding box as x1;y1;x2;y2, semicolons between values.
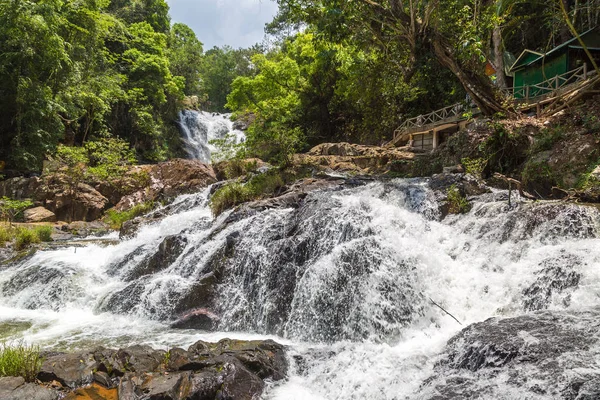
390;64;597;146
392;103;468;142
501;64;591;103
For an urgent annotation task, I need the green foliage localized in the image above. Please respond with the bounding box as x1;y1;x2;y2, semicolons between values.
582;114;600;132
218;159;259;180
209;169;288;215
0;0;192;170
447;185;471;214
481;122;529;174
522;160;556;190
105;202;155;230
530;126;566;153
54;137;136;184
84;137;137;181
0;226;11;247
209;183;249;216
227;31;464;162
0;198;34;225
33;226;53;242
168;23;204;95
461;157;488;179
200;45;263;112
210;134;246;163
0;341;43;382
14;228;41;250
411;157;443;177
0;225;51;248
246;172;285;196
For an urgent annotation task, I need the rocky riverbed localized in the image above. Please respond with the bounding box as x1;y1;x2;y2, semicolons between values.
0;339;286;400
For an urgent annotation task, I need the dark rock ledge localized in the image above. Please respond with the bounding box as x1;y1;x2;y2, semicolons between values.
0;338;286;400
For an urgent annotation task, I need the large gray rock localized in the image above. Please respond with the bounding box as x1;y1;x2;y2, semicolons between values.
16;338;285;399
170;308;219;330
0;177;41;199
23;206;56;223
124;235;188;281
419;310;600;399
114;159;217;211
0;376;59;400
138;371;192;400
38;352;98;389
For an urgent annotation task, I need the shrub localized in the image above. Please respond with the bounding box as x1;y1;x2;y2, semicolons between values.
0;198;34;225
105;202;155;230
411;156;443;177
0;341;43;382
209;183;249;216
521;160;558;197
447;185;470;214
461;157;487;179
530;126;565;153
246;171;285;195
33;226;53;242
0;226;10;247
482;122;529;174
14;228;40;250
210;134;245;162
210;169;289;216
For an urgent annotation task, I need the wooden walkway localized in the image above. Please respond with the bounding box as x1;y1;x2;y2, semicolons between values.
388;64;596;148
387;103;479;148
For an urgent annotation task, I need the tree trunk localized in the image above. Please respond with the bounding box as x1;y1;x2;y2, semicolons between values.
492;25;508;89
559;0;572;42
431;36;509;116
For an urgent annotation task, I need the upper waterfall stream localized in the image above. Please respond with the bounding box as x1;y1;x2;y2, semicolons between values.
1;178;600;399
177;110;245;163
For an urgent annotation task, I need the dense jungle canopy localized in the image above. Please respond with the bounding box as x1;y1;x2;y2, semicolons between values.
0;0;598;168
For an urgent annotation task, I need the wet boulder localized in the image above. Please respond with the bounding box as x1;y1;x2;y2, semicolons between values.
217;358;265;400
522;252;582;311
172;272;218;315
114;159;217;211
185;339;288;381
113;345;166;374
42;181;109;222
419;310;600;399
124;235;188;281
137;371;191;400
170;308;219;330
38;352;98;389
0;376;59;400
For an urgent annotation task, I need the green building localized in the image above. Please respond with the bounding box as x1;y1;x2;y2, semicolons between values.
509;27;600;99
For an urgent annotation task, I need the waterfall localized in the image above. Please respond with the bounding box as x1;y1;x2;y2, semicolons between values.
177;110;245;163
1;178;600;399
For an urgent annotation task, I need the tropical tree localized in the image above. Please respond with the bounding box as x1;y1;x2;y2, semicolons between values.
272;0;512;115
169;23;204;95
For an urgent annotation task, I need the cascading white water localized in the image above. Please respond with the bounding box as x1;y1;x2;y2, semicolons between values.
1;179;600;399
177;110;246;163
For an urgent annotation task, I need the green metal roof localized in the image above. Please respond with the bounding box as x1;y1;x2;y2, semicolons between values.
510;26;600;72
509;50;544;72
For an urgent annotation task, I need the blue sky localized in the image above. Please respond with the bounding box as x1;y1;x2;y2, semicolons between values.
166;0;279;50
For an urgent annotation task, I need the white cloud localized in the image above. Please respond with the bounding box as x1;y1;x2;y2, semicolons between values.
166;0;278;49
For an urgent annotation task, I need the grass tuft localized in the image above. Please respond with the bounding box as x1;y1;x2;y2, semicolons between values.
0;226;10;247
447;184;471;214
14;228;41;250
210;169;289;216
105;202;155;230
33;226;53;242
0;341;44;382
